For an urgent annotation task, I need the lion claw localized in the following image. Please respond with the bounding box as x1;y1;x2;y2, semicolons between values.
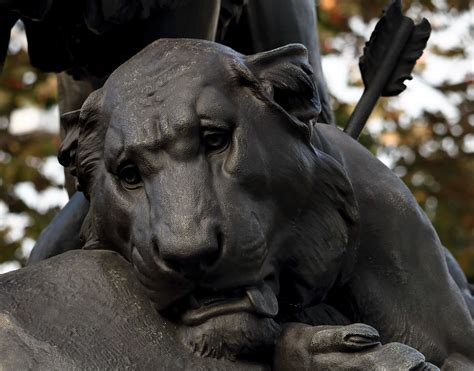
310;323;381;353
274;323;440;371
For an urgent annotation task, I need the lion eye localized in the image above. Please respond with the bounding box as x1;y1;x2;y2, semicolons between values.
118;164;141;187
202;130;230;153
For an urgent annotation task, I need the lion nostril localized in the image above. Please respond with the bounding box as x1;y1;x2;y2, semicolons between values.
199;232;223;271
152;238;182;273
157;230;223;277
162;256;183;273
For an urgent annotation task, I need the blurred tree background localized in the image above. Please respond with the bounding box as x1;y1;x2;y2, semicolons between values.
317;0;473;281
0;22;66;272
0;0;472;280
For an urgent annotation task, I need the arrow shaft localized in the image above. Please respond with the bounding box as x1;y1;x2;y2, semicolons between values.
344;17;414;139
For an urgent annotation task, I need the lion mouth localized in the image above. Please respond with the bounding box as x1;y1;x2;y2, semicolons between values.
181;282;278;326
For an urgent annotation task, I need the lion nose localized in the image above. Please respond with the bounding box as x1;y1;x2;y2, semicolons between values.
156;224;222;278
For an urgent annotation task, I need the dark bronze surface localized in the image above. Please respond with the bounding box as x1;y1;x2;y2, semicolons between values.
1;1;473;369
15;38;473;369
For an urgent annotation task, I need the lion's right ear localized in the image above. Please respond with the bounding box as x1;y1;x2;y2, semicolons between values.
245;44;322;125
75;89;106;198
58;109;81;170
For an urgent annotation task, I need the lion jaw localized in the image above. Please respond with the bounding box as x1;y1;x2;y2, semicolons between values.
179;312;281;360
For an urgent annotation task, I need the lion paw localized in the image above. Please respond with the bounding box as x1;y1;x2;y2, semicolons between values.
274;323;439;371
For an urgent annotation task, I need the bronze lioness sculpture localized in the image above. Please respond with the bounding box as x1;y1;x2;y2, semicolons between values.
58;39;473;368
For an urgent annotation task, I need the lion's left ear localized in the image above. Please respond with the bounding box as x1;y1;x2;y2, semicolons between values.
245;44;321;124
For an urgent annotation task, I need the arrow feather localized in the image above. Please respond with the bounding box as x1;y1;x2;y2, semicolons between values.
359;0;406;90
359;0;431;97
345;0;432;139
383;18;432;96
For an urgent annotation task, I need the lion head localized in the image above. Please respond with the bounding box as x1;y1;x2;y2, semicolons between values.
60;39;359;360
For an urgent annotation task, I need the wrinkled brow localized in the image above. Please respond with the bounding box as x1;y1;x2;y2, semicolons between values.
103;106;201;165
104;119;163;165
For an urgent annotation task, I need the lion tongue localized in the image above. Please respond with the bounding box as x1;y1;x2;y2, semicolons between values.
245;283;278;318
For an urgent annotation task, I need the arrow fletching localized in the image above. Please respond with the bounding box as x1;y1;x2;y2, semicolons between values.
359;0;431;97
344;0;432;139
383;18;431;96
359;0;405;93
